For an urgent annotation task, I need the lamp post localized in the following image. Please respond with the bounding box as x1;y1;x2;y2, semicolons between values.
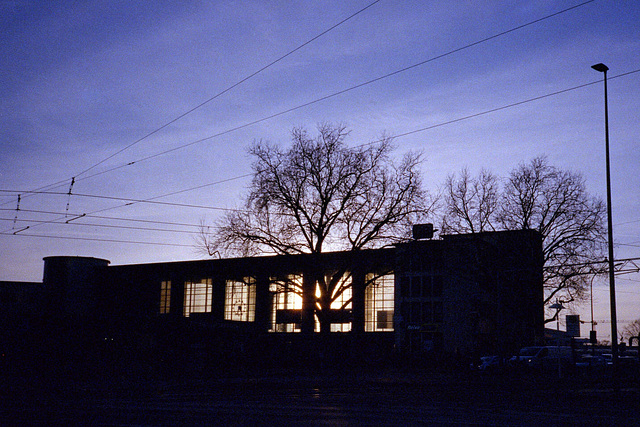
591;62;619;370
550;301;564;378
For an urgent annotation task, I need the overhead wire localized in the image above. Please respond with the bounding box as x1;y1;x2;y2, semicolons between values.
0;173;254;235
2;68;639;239
5;0;597;203
0;216;198;236
2;0;383;207
2;203;638;242
1;231;194;248
0;207;204;229
0;189;247;213
6;2;635;250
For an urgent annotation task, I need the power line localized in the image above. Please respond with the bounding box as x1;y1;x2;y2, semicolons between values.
3;1;383;207
595;319;638;324
0;217;198;236
390;73;640;139
0;173;252;234
618;242;640;248
13;66;635;235
3;68;640;236
0;189;245;234
0;189;244;213
9;0;597;201
545;257;640;270
615;219;640;226
0;231;194;248
73;0;383;179
0;208;204;229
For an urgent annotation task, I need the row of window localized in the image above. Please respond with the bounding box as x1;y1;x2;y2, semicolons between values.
159;274;394;332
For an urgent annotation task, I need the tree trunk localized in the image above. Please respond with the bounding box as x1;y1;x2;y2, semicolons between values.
301;269;316;334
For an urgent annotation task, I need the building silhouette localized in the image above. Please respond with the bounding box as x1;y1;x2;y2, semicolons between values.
1;228;542;373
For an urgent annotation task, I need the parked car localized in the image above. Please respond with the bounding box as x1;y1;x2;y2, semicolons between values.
601;353;639;367
575;354;606;370
473;355;505;372
509;346;574;370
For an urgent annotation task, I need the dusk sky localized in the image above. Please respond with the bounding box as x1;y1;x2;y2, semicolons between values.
1;0;639;341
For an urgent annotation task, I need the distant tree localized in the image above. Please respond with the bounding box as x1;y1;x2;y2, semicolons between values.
499;157;606;320
198;123;431;332
439;157;606;323
441;167;499;234
622;318;640;342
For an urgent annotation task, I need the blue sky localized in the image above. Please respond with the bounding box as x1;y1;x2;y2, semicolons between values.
1;0;639;341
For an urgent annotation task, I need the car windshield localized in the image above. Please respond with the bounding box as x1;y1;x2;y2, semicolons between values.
519;347;541;357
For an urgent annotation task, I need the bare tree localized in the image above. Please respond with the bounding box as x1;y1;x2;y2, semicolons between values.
499;157;606;320
441;167;499;234
439;157;606;323
199;123;431;332
622;318;640;342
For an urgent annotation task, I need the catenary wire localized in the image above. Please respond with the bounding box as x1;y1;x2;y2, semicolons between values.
0;190;247;213
72;0;383;179
0;216;200;235
2;68;639;236
2;206;638;243
6;0;595;203
0;174;253;234
0;208;204;229
0;231;194;248
2;1;383;206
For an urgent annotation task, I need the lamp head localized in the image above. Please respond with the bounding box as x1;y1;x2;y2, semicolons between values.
591;63;609;73
550;302;564;310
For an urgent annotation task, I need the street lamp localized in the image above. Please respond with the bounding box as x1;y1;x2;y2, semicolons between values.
591;62;619;369
550;301;564;378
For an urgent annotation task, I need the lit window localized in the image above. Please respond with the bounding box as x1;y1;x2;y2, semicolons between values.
365;273;394;331
183;279;212;317
326;273;352;333
160;280;171;314
270;275;303;332
224;278;256;322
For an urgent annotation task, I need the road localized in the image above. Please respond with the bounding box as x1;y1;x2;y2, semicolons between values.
2;371;638;425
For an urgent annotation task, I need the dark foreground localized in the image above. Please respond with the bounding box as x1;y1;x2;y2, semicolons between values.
2;368;639;426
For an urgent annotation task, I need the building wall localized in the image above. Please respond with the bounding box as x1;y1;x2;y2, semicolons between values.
394;229;543;357
30;229;542;364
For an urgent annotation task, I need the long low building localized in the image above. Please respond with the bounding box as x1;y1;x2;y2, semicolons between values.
26;228;543;369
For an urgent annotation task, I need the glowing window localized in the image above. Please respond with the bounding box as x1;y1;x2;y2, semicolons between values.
160;280;171;314
224;278;256;322
365;273;394;331
183;279;212;317
324;273;352;333
270;275;303;332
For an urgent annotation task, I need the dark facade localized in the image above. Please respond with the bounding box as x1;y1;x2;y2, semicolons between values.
395;230;544;358
3;229;543;372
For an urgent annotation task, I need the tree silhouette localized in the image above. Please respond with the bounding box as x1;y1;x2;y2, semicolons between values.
439;157;605;323
198;123;431;332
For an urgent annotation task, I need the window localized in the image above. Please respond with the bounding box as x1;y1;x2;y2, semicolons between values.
160;280;171;314
224;277;256;322
183;278;212;317
325;273;352;333
365;273;394;331
270;273;357;333
270;275;303;332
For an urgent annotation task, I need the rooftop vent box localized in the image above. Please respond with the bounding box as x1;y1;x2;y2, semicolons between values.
412;223;434;240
